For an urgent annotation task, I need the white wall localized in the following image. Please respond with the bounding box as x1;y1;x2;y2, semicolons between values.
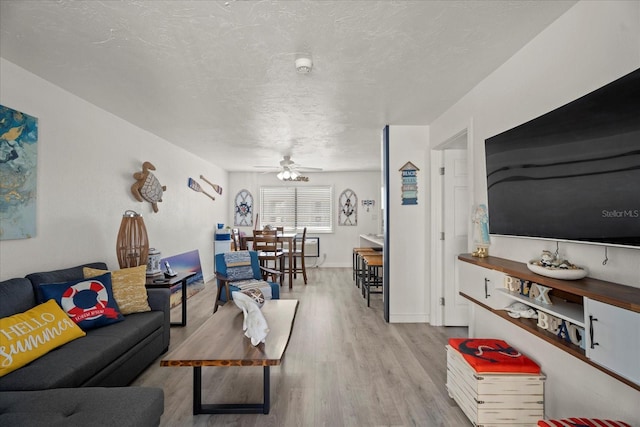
430;1;640;286
430;1;640;422
229;170;381;268
388;126;429;323
0;58;228;282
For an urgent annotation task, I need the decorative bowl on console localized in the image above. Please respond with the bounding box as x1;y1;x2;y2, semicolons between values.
527;261;588;280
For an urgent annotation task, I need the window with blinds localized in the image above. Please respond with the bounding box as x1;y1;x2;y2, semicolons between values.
260;186;333;233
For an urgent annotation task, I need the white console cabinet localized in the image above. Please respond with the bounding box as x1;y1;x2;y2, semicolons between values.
457;260;511;310
585;298;640;385
456;253;640;392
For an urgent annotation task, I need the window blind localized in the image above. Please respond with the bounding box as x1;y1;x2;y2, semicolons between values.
260;186;333;233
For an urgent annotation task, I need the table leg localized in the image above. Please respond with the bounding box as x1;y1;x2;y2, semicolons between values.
170;277;188;327
193;366;202;415
181;277;187;326
288;239;293;289
192;366;271;415
263;365;270;414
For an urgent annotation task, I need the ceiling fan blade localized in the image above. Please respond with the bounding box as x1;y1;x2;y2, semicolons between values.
253;156;322;173
290;164;323;171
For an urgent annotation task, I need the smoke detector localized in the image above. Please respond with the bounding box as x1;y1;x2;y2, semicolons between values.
295;57;313;74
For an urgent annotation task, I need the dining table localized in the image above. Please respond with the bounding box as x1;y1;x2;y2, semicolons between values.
241;232;297;289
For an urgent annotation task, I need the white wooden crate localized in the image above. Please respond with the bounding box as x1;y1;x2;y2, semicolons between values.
446;345;545;426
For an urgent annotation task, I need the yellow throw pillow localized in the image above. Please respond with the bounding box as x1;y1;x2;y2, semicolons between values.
0;299;86;377
83;265;151;315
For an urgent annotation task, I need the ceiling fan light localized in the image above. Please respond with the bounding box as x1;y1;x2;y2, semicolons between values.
276;171;285;180
290;170;299;179
283;170;291;179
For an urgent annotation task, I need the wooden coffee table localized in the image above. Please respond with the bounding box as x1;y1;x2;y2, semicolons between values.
160;299;298;415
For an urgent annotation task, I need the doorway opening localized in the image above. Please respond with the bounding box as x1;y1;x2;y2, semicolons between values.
430;128;471;326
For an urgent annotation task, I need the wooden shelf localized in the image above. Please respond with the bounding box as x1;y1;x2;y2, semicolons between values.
458;253;640;392
458;253;640;313
496;288;585;327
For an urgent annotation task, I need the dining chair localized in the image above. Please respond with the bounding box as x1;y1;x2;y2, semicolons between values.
252;230;284;286
292;227;308;284
256;228;286;255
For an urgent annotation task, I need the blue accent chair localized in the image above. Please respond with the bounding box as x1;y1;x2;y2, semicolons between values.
214;250;281;313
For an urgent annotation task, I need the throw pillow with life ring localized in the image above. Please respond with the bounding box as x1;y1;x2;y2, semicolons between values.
61;280;115;322
39;272;124;331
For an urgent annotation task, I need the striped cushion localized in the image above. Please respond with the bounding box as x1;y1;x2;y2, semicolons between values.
224;251;255;280
224;251;252;267
538;418;631;427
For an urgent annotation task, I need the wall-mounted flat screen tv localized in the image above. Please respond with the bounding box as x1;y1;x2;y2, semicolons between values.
485;67;640;248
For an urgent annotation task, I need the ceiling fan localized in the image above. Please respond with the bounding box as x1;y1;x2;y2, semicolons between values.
253;155;322;180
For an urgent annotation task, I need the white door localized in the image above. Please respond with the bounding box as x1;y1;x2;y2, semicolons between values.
443;149;469;325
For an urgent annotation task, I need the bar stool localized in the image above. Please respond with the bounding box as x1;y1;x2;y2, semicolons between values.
352;247;378;284
359;253;382;294
361;254;383;307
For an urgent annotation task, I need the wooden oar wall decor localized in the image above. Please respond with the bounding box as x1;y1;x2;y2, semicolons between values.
200;175;223;195
187;177;215;201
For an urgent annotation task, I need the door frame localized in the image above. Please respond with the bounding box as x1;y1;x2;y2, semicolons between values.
382;125;390;322
429;119;474;326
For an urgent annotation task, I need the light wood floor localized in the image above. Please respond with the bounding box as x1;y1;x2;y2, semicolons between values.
133;267;471;426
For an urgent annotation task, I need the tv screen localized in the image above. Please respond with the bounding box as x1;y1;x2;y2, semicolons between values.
485;68;640;248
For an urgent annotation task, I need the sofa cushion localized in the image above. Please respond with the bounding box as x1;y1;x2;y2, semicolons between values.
0;310;163;391
0;386;164;427
38;272;124;331
0;278;36;318
26;262;108;302
83;265;151;315
0;300;86;377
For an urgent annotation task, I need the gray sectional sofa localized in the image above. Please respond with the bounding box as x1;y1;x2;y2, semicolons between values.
0;262;168;426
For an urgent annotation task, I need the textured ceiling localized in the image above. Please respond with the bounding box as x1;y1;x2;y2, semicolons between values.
0;0;576;172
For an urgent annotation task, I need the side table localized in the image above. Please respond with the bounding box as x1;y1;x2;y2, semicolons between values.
145;271;196;327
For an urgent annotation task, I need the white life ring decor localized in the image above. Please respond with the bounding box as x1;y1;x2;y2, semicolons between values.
61;280;110;321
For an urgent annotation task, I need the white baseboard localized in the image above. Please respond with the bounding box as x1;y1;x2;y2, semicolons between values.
389;313;430;323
